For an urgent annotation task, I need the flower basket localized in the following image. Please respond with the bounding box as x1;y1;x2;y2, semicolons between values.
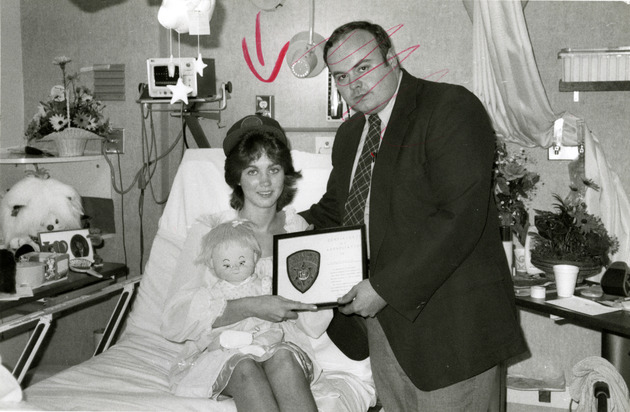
25;56;111;150
46;127;103;157
530;256;602;284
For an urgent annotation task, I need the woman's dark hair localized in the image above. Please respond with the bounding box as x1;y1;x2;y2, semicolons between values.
224;130;302;211
323;21;394;66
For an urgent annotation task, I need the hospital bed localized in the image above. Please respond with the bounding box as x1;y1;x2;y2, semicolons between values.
23;149;377;411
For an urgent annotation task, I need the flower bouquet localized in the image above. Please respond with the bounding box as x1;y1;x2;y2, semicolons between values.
25;56;111;156
493;141;541;246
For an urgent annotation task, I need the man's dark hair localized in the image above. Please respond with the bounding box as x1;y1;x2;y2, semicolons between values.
323;21;394;67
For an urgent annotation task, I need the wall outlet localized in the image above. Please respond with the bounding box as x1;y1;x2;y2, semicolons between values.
315;136;334;154
104;128;124;154
255;95;274;118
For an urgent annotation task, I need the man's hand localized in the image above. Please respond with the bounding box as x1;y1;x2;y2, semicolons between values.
338;279;387;317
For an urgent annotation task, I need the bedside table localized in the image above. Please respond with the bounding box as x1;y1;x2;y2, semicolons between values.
0;263;141;384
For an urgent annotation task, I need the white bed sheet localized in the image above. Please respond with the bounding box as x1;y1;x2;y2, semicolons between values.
23;149;376;411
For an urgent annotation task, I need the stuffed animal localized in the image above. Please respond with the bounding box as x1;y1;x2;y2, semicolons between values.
0;173;83;251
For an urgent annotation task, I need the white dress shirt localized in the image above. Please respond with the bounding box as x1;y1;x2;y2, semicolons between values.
348;72;402;255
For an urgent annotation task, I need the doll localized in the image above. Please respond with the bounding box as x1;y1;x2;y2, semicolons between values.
196;220;284;354
168;220;316;404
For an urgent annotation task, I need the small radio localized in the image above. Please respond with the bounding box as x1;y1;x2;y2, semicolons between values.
146;57;216;99
601;261;630;296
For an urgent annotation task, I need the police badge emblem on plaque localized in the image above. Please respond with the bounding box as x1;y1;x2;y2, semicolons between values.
286;249;320;293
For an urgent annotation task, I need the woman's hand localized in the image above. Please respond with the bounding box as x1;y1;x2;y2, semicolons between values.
215;296;317;327
251;295;318;322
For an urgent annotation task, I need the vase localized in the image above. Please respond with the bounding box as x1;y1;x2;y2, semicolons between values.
513;247;527;275
46;127;103;157
530;256;602;284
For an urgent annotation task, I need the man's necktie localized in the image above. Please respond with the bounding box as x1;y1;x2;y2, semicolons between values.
343;114;381;226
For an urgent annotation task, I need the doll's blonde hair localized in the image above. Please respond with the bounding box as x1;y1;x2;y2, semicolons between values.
196;220;261;268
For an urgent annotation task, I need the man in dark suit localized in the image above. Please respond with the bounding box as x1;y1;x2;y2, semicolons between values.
302;21;527;411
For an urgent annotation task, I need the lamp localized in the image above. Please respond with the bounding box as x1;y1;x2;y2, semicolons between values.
286;0;325;78
287;32;325;78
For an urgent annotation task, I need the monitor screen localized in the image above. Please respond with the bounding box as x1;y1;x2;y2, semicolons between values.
153;66;180;86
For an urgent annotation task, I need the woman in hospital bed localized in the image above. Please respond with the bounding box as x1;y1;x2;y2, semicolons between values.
161;115;376;411
165;219;320;411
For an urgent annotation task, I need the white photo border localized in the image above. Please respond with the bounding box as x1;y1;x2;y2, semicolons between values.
38;228;94;262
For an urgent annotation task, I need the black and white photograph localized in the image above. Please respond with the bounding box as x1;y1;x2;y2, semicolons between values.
1;1;629;411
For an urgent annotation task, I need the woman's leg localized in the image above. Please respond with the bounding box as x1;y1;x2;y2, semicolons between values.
262;349;317;412
222;358;279;412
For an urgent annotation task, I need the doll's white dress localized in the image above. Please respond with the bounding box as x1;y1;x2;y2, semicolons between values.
161;208;330;399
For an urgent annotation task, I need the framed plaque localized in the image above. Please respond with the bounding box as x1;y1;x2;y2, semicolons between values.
273;225;367;308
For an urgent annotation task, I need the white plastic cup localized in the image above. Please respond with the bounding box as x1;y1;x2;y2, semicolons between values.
554;264;580;297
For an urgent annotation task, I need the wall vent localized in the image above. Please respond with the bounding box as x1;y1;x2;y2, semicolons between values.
92;64;125;101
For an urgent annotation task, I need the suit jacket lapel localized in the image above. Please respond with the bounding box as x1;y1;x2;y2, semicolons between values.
369;70;419;262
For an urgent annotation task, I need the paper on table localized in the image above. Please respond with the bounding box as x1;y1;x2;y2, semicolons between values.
547;296;622;316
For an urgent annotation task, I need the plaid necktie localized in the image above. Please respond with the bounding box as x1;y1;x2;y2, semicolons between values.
343;114;381;226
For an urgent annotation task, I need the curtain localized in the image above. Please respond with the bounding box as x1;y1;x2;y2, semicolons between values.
468;0;557;147
467;0;629;264
582;129;630;264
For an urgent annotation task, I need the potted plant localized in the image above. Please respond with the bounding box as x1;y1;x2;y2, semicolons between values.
530;193;619;282
25;56;111;156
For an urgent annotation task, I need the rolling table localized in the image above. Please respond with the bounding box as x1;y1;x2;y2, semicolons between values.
516;288;630;387
0;263;140;384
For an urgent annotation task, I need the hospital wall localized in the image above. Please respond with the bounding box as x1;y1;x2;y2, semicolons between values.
1;0;629;399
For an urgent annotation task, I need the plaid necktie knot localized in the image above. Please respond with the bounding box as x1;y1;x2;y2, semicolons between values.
343;114;381;226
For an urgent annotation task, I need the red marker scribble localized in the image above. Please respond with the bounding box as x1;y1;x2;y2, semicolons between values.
327;24;404;68
337;43;421;121
326;24;452;149
255;12;265;65
423;68;450;82
291;37;329;67
242;12;289;83
328;24;420;120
